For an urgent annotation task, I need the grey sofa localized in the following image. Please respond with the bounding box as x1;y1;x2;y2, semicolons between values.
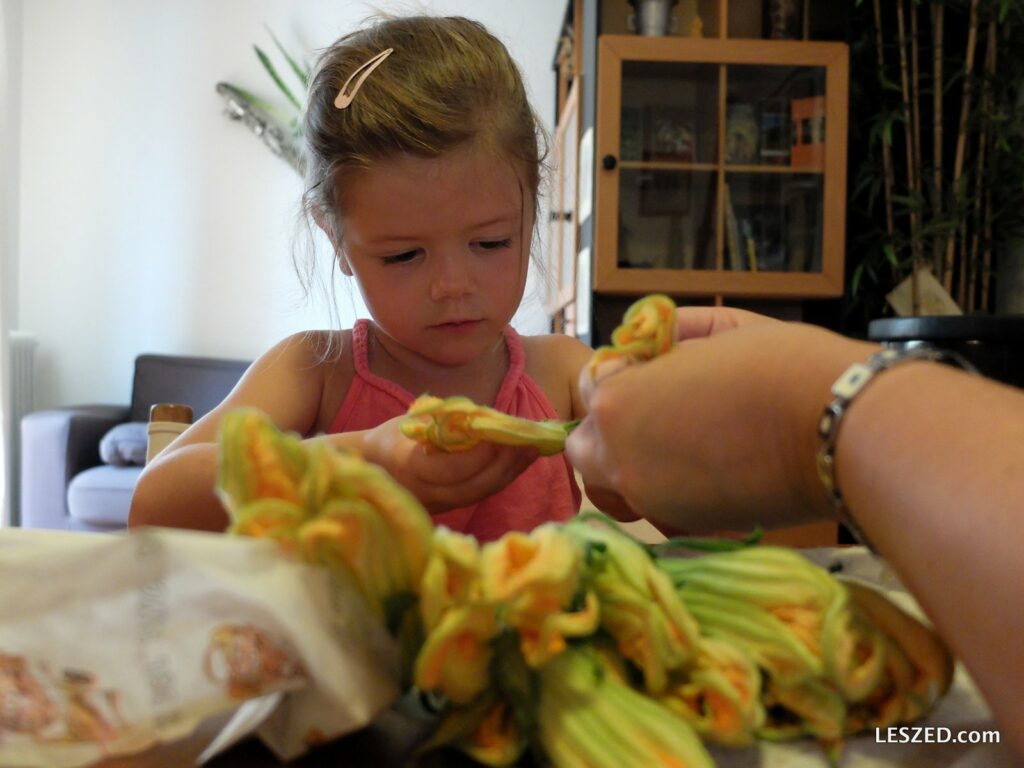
20;353;250;532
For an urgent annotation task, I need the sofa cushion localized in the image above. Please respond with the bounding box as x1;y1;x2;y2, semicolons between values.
67;465;144;528
99;421;148;466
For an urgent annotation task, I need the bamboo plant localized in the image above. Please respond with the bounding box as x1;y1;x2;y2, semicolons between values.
216;27;310;175
846;0;1024;323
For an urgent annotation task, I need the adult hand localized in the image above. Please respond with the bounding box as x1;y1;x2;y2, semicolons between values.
567;307;870;533
361;415;540;514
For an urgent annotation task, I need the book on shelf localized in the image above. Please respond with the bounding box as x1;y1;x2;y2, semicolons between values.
723;184;744;271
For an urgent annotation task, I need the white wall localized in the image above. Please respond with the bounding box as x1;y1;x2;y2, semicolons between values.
15;0;564;410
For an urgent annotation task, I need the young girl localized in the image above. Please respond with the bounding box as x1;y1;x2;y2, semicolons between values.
129;15;593;541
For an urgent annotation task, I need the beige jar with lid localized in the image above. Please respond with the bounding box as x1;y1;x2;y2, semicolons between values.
146;403;194;463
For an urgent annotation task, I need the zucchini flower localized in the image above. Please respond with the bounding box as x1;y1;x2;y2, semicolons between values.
680;588;822;686
401;394;574;456
659;637;765;747
316;448;435;593
480;524;599;668
844;633;916;732
587;294;677;379
662;547;884;697
413;602;501;705
219;410;435;634
420;527;484;633
296;496;397;618
419;692;528;767
217;408;308;517
565;520;700;694
538;645;715;768
758;676;847;744
841;579;954;725
228;497;308;551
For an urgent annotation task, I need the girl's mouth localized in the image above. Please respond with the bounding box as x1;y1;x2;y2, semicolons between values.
432;319;481;333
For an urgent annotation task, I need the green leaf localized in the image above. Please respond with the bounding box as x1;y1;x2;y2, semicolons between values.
254;44;303;112
883;243;899;266
851;262;865;296
266;25;310;90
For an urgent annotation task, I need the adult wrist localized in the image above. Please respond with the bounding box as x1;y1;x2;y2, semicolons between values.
813;345;978;547
784;329;880;522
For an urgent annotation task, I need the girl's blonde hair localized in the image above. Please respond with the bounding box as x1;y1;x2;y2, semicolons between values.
301;15;545;243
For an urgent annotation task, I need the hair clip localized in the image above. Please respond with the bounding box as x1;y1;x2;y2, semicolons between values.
334;47;394;109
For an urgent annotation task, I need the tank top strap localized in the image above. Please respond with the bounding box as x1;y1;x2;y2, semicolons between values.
493;325;525;410
351;319;416;406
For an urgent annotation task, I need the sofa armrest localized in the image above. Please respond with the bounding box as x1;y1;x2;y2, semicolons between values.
20;405;131;529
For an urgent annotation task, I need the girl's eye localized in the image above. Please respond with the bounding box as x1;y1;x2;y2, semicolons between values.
477;238;512;251
381;250;420;265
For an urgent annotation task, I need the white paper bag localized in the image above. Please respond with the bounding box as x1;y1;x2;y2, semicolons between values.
0;527;401;767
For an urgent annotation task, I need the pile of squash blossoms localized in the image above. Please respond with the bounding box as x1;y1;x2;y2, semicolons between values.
216;405;954;767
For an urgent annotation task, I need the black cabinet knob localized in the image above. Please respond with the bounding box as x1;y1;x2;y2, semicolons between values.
601;154;617;170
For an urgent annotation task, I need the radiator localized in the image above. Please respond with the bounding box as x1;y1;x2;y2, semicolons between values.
6;331;37;526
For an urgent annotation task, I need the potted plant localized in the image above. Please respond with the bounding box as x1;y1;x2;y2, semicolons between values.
843;0;1024;385
216;27;309;175
846;0;1024;321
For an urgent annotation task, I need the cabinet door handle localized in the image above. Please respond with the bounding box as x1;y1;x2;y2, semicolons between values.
601;154;617;170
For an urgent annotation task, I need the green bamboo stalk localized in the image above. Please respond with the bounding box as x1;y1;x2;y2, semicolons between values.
931;3;944;277
943;0;981;295
897;0;922;313
872;0;897;249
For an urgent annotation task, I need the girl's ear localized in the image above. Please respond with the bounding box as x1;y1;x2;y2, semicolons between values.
312;210;353;276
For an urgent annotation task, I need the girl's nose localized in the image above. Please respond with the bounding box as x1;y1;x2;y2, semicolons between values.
429;251;474;301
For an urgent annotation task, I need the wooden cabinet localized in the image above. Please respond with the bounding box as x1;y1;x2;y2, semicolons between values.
594;35;849;298
545;79;581;333
547;0;850;341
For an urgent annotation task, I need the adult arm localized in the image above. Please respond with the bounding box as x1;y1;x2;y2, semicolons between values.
566;308;1024;752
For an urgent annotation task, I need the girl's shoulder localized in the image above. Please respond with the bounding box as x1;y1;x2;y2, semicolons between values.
520;332;592;366
250;330;356;433
520;333;593;420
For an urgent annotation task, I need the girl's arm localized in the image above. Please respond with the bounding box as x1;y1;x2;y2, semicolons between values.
130;333;548;530
129;334;333;531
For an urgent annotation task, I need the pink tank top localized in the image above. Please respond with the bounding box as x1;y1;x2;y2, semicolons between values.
328;320;581;541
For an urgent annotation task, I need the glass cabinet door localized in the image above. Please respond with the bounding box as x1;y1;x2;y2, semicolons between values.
595;36;848;298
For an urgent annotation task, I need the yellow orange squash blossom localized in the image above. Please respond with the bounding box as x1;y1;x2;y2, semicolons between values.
218;409;434;623
413;602;501;705
538;646;715;768
661;547;885;699
417;692;528;768
480;524;599;668
660;637;765;747
587;293;677;379
840;579;954;724
419;527;484;633
217;408;308;516
565;520;700;694
401;394;573;456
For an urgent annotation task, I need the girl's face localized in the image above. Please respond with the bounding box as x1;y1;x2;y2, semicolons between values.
337;145;532;368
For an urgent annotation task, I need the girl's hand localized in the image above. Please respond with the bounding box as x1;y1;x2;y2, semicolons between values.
566;307;871;533
361;415;540;514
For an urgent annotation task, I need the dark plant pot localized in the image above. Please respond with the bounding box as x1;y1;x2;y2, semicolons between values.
867;315;1024;389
